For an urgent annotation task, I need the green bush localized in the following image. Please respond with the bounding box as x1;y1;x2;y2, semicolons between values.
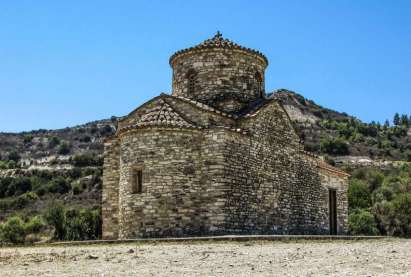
0;198;14;211
15;192;39;208
65;208;101;241
366;169;385;191
58;142;71;155
320;137;349;155
7;151;20;163
71;182;83;195
72;154;102;167
392;193;411;237
404;150;411;162
0;216;26;244
0;192;38;211
45;202;66;240
47;177;70;194
0;177;13;198
372;185;394;203
348;179;371;211
0;160;9;169
23;135;33;144
44;203;101;241
7;176;32;196
68;168;82;179
48;136;60;149
24;216;45;234
348;209;379;235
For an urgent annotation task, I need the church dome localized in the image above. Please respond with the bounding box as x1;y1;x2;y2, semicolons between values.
169;31;268;66
170;32;269;113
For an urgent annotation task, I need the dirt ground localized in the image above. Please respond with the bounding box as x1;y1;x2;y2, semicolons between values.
0;238;410;277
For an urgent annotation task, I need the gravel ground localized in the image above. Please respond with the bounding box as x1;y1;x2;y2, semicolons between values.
0;238;410;276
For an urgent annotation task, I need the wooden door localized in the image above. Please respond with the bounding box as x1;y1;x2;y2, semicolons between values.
329;189;337;235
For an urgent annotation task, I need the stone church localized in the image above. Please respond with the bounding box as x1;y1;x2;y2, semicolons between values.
102;32;349;239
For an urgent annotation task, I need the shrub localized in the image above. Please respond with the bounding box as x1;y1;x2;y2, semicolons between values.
24;216;45;234
348;179;372;211
404;150;411;162
44;203;101;241
45;202;66;240
7;177;32;196
372;185;394;203
30;176;49;196
304;143;320;152
366;169;385;191
392;193;411;237
65;208;101;241
7;151;20;163
47;177;70;194
320;137;350;155
0;177;13;198
71;182;83;195
68;167;82;179
48;136;60;149
0;160;9;169
15;192;39;208
72;154;102;167
80;136;91;143
0;216;26;244
348;209;379;235
0;198;14;211
23;135;33;144
58;143;71;155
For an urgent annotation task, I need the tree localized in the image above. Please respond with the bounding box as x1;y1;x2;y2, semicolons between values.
349;209;379;235
7;177;32;196
393;113;400;126
47;177;70;194
383;119;390;129
58;143;71;155
320;137;350;155
45;202;66;240
0;216;26;243
392;193;411;237
348;179;372;211
48;136;60;149
7;151;20;163
400;114;410;127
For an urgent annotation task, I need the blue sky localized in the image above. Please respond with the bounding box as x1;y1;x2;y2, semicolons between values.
1;1;410;132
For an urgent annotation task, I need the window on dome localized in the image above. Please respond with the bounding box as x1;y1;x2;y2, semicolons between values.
255;71;263;98
186;69;197;94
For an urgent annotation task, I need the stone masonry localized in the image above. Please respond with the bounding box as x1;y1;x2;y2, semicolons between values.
102;32;350;239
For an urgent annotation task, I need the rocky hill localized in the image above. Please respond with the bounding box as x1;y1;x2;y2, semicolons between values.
271;89;411;167
0;118;117;171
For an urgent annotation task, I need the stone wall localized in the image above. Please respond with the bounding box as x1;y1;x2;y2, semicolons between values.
116;128;230;238
102;138;120;239
318;168;349;234
171;49;267;113
219;101;330;235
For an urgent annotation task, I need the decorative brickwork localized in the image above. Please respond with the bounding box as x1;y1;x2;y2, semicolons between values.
102;33;349;239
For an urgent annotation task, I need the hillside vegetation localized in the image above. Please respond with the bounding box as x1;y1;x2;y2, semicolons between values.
0;92;410;243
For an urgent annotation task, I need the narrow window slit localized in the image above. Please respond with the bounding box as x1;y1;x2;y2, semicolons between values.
131;169;143;194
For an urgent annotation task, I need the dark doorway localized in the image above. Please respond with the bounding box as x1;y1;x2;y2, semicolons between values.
329;189;337;235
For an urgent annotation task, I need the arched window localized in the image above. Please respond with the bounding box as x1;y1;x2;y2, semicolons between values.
255;71;263;98
186;69;197;94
